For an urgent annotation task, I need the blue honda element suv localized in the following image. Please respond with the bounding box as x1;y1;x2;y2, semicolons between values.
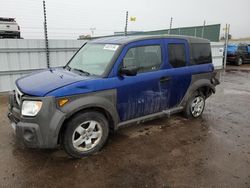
8;35;219;158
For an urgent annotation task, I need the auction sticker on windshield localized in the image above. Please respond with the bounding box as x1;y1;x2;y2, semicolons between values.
103;44;119;51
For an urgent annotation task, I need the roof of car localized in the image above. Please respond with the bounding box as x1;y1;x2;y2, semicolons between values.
90;35;210;45
0;17;16;22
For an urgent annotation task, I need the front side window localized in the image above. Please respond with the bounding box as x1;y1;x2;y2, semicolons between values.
68;43;119;76
238;45;247;52
168;44;186;68
123;45;162;73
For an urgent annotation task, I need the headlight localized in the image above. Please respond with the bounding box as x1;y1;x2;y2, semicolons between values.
21;101;43;116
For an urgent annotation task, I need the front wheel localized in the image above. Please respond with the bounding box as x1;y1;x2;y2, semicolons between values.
62;111;109;158
184;92;205;118
236;57;243;66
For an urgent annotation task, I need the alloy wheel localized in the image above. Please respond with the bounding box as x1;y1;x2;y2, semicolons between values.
72;120;103;152
190;96;205;117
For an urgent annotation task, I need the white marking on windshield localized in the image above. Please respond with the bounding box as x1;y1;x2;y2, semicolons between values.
103;44;119;51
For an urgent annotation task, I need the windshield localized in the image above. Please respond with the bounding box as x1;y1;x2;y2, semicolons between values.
67;43;119;76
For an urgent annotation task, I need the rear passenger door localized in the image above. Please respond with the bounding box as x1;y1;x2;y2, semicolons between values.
162;39;191;108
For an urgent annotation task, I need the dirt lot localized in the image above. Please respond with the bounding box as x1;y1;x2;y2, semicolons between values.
0;65;250;188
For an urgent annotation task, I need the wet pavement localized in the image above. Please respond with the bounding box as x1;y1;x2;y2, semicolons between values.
0;65;250;188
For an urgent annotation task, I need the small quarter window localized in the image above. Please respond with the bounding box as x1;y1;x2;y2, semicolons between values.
168;44;186;68
123;45;162;73
190;43;212;65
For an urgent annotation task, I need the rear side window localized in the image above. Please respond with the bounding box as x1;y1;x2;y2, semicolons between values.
123;45;162;73
238;45;248;52
190;43;212;65
168;44;186;68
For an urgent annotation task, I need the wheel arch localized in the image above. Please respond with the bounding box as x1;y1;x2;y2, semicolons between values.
56;95;120;145
180;78;215;107
195;85;215;98
190;78;215;95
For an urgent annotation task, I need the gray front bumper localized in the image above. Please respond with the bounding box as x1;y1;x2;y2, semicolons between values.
8;92;66;149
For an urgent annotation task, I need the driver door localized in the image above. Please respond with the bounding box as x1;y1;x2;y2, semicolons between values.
111;39;172;121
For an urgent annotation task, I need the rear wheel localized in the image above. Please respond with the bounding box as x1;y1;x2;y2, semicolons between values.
62;111;109;158
184;92;205;118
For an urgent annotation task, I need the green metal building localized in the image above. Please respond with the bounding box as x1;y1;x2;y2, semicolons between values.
114;24;221;42
89;24;221;42
131;24;221;42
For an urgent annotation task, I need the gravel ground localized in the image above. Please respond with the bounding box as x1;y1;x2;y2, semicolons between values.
0;65;249;188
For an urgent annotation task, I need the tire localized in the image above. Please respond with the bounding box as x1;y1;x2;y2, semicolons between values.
236;57;243;66
62;111;109;158
184;92;205;118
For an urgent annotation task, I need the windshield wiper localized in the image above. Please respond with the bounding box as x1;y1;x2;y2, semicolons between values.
72;68;91;76
64;65;71;71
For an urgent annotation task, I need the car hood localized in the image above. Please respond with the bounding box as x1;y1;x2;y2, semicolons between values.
16;68;93;96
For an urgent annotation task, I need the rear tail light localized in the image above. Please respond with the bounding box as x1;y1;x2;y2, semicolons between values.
18;26;20;30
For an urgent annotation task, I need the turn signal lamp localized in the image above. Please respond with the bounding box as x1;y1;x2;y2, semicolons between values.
58;98;69;107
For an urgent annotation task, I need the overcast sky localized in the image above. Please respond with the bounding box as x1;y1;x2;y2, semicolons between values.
1;0;250;39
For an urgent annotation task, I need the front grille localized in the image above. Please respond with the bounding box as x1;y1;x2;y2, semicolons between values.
15;86;23;105
13;92;18;104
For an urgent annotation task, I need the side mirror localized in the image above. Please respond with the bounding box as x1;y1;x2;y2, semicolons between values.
119;66;138;76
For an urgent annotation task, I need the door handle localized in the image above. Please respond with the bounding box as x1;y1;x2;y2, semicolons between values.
160;76;171;83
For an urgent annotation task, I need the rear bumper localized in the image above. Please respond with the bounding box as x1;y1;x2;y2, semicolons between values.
213;70;220;86
7;91;66;149
0;31;20;37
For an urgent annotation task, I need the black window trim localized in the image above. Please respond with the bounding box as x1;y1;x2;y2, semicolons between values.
167;43;187;68
189;43;212;65
121;44;164;74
